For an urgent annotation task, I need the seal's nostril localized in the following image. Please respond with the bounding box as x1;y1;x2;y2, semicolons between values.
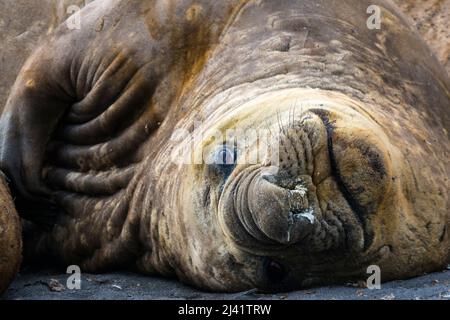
264;258;286;282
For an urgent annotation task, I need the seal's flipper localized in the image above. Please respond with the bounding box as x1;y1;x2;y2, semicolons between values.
0;33;78;223
0;1;168;224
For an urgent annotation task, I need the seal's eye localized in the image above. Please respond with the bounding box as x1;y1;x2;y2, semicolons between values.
264;258;286;282
214;145;236;166
209;145;237;178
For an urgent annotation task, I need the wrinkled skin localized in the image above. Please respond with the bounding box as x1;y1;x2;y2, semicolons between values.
0;0;449;293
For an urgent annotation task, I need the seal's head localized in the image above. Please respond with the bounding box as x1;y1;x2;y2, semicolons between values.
166;89;411;292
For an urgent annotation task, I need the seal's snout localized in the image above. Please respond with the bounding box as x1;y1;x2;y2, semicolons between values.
240;112;328;245
245;170;317;245
219;112;328;247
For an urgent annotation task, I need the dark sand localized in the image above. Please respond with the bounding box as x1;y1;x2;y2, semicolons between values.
3;267;449;300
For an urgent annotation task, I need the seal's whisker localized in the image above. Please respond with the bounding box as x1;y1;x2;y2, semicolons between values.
290;105;298;130
264;120;276;141
276;110;283;135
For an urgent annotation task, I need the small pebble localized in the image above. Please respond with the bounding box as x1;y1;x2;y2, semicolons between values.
48;279;65;292
381;293;396;300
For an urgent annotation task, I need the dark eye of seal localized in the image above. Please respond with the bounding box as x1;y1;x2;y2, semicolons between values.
264;258;287;283
211;144;237;177
215;146;235;165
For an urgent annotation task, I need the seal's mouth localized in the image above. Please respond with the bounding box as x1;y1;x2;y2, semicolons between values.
218;108;392;256
309;109;377;250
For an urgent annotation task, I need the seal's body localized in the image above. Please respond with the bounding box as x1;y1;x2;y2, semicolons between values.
0;0;448;292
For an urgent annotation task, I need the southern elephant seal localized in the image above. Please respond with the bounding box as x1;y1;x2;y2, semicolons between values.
0;0;449;292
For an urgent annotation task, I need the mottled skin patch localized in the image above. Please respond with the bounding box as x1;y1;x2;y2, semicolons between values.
0;0;449;293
